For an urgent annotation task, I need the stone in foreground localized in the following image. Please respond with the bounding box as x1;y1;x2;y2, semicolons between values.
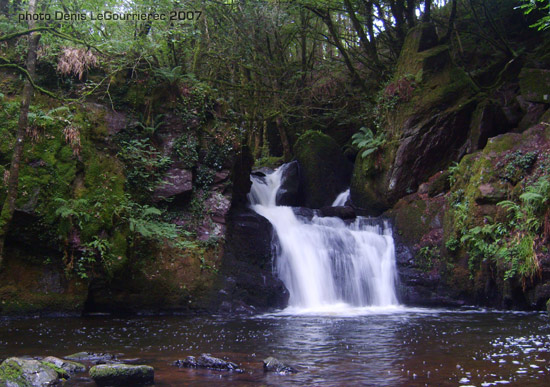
263;357;298;374
89;364;154;386
64;352;116;364
43;356;85;374
0;357;65;386
174;353;243;372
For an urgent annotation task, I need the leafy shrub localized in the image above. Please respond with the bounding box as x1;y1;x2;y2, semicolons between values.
173;135;199;168
117;138;171;194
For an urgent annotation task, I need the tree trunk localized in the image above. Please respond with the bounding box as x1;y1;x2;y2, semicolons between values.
0;0;39;267
423;0;432;22
441;0;458;43
275;117;291;162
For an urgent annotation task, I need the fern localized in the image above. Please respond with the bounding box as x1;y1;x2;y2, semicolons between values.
351;127;386;159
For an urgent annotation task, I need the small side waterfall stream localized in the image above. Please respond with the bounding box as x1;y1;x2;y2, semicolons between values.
249;164;399;312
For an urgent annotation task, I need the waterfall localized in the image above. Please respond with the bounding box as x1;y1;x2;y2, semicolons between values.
249;164;399;312
331;188;350;207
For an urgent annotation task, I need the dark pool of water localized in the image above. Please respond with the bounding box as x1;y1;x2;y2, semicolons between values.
1;308;549;386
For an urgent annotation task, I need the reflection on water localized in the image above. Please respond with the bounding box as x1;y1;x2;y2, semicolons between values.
1;308;549;386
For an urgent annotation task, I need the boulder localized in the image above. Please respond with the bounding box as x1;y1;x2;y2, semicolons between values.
43;356;85;374
0;357;64;387
65;352;116;364
173;354;242;372
294;131;352;208
263;357;298;374
230;146;254;207
319;206;356;220
89;364;154;386
152;166;192;202
519;68;550;104
215;208;288;311
276;161;303;206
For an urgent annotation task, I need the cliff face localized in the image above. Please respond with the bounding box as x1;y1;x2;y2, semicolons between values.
351;23;511;215
351;22;550;310
0;72;261;316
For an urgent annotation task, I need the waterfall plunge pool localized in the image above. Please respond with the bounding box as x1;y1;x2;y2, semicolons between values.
1;309;549;386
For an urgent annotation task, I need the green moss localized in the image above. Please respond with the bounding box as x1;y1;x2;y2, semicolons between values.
294;130;351;208
0;359;24;385
254;156;284;169
42;362;69;379
89;364;154;386
519;68;550;104
388;198;427;244
483;133;521;154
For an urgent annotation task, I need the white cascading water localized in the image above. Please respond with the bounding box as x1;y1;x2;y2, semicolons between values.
331;188;350;207
249;164;399;312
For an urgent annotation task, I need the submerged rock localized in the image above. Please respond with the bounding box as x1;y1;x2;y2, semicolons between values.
64;352;117;364
43;356;85;374
0;357;65;386
89;364;154;386
174;354;243;372
263;357;298;374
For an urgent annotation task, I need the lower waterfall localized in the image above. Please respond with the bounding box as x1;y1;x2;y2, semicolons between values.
249;164;399;312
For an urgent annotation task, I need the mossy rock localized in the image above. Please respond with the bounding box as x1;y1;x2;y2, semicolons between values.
293;131;352;208
89;364;154;386
519;68;550;104
42;357;85;374
0;357;65;387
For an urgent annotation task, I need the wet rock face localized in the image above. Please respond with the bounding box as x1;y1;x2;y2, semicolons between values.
319;206;356;220
294;131;352;209
216;208;288;312
350;24;495;215
152;166;193;202
174;354;243;372
89;364;154;386
276;160;303;206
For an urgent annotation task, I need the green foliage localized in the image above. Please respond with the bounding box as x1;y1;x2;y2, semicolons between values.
154;66;184;85
351;127;386;158
117;137;171;195
448;162;460;187
203;141;233;171
416;246;437;272
136;114;164;137
53;192;193;278
450;176;549;282
497;150;538;183
173;135;199;168
195;165;215;189
445;237;459;252
517;0;550;30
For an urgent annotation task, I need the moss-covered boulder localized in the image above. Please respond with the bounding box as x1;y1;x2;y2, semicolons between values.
519;68;550;104
42;357;85;374
294;131;352;208
0;357;66;387
89;364;154;386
